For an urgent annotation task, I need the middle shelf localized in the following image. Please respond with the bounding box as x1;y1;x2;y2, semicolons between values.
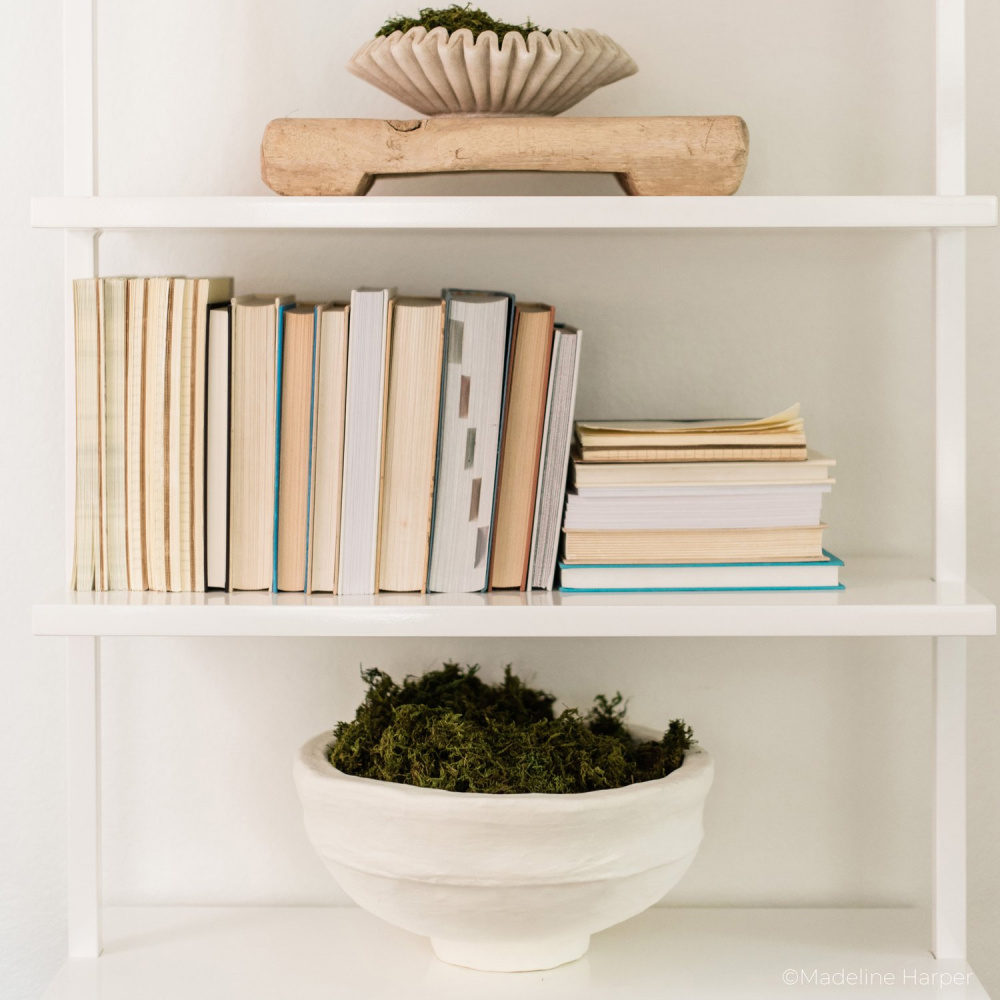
31;194;1000;231
32;557;996;638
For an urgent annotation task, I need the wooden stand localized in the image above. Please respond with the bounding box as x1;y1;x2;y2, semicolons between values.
260;116;749;197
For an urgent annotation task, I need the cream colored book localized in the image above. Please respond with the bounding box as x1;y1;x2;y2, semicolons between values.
168;278;194;592
191;277;233;591
572;451;835;488
575;444;809;463
124;277;146;590
276;306;316;592
229;294;294;591
72;278;102;591
205;305;231;590
562;524;827;565
489;303;554;591
102;277;129;590
575;404;805;449
376;297;445;593
143;277;174;592
307;304;349;594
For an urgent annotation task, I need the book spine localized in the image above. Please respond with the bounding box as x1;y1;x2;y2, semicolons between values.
303;310;319;592
424;291;453;591
272;305;287;594
544;327;581;590
481;290;516;593
419;303;446;594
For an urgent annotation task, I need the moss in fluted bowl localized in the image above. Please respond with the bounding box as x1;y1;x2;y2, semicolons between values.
375;4;552;40
329;663;695;794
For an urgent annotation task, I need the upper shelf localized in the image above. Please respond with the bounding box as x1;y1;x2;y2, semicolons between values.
31;558;997;638
30;195;999;231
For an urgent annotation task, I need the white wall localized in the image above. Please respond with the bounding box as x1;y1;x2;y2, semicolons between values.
2;1;999;997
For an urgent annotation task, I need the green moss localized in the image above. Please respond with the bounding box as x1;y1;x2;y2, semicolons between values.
375;5;551;40
329;663;695;794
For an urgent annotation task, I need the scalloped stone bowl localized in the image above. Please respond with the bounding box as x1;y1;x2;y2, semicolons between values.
293;727;713;972
347;27;638;117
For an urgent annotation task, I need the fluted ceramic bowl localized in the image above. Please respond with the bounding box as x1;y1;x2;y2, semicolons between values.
293;726;713;972
347;27;638;117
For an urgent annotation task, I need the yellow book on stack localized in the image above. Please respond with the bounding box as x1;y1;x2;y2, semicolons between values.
575;404;806;462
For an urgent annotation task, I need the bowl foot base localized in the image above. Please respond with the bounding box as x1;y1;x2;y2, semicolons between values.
430;933;590;972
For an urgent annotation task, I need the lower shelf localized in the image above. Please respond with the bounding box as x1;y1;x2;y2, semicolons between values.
42;906;989;999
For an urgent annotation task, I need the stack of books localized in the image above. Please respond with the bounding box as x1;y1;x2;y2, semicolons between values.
71;279;581;595
558;406;843;592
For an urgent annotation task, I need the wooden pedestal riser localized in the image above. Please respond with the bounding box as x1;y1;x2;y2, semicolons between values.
261;116;749;197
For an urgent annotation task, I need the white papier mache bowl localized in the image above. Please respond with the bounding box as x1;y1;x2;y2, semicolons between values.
293;726;713;972
347;27;638;117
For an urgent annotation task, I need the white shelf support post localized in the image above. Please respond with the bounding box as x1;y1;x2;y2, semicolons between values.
932;0;967;962
67;637;102;957
65;0;101;959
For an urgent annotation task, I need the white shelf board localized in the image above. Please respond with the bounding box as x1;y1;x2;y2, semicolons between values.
41;906;989;1000
31;558;997;638
30;195;999;231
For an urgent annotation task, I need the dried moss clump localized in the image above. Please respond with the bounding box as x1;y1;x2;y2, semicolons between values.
329;663;695;794
376;5;551;39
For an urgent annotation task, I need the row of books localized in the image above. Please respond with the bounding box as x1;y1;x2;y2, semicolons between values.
72;278;581;594
556;405;844;592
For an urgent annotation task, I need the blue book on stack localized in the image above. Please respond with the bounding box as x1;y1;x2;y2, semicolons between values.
558;552;844;593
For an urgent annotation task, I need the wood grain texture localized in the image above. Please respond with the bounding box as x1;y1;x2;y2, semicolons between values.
260;116;749;197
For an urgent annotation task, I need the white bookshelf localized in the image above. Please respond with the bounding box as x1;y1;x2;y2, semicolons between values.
32;0;998;996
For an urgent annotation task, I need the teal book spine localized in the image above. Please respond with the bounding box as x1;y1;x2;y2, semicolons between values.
557;552;844;593
271;304;289;594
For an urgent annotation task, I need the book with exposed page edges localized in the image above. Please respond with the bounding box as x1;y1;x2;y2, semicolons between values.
229;294;294;590
574;444;809;463
307;303;349;594
489;303;555;591
563;482;832;531
376;297;445;593
562;524;827;564
571;451;834;487
142;277;174;592
528;324;581;590
575;405;804;448
426;289;514;594
205;303;231;590
102;276;128;590
124;277;146;590
274;305;318;592
191;278;234;591
558;551;844;592
338;288;393;596
72;278;102;591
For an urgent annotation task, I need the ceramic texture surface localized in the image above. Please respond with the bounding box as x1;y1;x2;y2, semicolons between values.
347;28;638;117
293;726;713;972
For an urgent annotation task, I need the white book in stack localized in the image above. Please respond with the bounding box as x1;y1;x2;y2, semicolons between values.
563;482;833;531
